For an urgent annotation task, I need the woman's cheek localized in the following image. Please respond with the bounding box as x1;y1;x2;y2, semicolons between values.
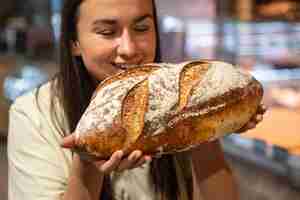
143;36;156;61
90;46;114;65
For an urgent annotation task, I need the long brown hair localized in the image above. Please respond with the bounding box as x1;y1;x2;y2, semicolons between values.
50;0;180;199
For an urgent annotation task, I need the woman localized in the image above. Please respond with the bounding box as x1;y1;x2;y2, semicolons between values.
8;0;265;199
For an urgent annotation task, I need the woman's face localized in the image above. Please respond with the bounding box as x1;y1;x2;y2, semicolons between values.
72;0;157;81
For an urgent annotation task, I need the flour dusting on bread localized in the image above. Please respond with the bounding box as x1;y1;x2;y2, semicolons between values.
189;62;252;107
144;63;185;135
75;76;146;136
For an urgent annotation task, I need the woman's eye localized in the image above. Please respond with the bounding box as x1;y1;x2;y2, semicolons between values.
96;30;115;36
135;25;150;32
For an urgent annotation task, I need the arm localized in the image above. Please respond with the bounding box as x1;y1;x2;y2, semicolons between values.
191;140;239;200
8;103;106;200
62;154;104;200
8;102;149;200
8;103;71;200
60;135;152;200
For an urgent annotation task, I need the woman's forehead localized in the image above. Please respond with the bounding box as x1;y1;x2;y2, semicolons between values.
78;0;154;21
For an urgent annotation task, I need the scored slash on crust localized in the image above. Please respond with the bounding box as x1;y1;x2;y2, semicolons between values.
121;79;149;152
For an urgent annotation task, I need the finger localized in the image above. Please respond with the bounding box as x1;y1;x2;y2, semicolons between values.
61;134;76;148
117;150;142;172
100;151;123;173
258;104;267;114
130;155;152;169
144;155;152;163
255;114;264;123
129;157;146;169
93;160;106;168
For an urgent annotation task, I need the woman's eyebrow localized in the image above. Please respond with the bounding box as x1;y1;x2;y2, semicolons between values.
92;19;117;26
134;14;154;23
91;14;153;26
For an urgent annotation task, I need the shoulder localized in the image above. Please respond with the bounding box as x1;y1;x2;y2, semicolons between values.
8;80;71;159
7;82;72;199
11;81;52;114
9;81;67;133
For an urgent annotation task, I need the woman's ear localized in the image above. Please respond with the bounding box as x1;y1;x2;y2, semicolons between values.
71;41;81;56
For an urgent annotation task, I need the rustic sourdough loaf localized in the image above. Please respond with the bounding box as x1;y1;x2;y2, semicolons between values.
73;60;263;159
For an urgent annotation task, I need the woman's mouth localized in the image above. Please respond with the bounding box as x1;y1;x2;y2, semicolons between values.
112;63;140;70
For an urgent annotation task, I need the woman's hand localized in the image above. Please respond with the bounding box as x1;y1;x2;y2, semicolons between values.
90;150;152;174
61;135;152;174
236;103;267;133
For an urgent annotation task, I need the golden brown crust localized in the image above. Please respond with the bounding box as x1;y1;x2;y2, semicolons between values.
76;124;127;159
91;65;159;100
125;80;262;157
176;61;210;112
74;60;264;159
121;79;149;149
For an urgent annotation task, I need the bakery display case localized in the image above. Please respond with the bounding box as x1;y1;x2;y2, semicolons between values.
214;0;300;192
222;71;300;186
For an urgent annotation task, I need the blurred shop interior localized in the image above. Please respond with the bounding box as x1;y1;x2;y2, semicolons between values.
1;0;300;199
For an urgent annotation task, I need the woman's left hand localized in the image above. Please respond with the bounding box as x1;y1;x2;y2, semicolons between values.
236;104;267;133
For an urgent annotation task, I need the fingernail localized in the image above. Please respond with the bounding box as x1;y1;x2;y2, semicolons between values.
145;155;152;162
137;151;142;158
117;151;123;159
130;152;139;162
257;115;263;121
60;140;72;149
263;106;268;112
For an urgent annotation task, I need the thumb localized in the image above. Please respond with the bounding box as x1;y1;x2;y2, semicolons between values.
61;134;76;149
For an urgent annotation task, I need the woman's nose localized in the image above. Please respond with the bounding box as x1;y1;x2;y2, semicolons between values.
117;31;138;59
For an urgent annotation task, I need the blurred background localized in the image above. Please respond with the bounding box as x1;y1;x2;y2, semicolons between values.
1;0;300;199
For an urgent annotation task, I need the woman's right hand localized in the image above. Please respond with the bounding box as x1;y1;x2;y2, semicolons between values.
86;149;151;174
61;135;152;174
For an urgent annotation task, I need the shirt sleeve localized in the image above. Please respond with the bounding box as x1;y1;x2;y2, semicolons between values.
7;102;71;200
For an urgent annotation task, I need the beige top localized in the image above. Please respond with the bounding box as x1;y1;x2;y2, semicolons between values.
7;82;191;200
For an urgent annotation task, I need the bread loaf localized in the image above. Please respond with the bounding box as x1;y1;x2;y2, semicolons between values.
73;60;263;159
